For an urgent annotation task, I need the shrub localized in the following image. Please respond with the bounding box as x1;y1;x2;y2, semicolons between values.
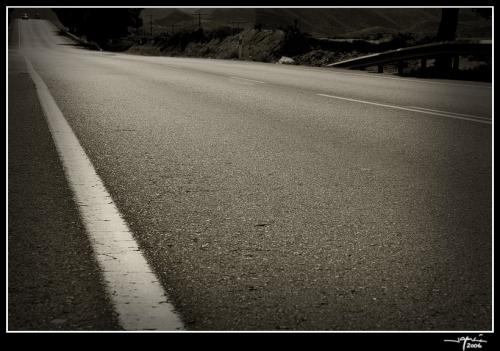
280;24;311;56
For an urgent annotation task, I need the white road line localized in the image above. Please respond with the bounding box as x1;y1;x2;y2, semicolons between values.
229;76;266;84
317;93;492;125
23;56;184;331
405;106;491;121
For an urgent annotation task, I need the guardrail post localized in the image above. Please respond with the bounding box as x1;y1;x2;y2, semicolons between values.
377;64;383;73
397;61;404;75
238;34;243;60
421;58;427;72
452;55;460;71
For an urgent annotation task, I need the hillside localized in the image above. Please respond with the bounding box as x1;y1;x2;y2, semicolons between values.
154;9;192;27
143;8;491;40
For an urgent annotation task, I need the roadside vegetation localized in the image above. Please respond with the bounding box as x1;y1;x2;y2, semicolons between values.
52;8;142;50
51;8;491;81
128;25;435;66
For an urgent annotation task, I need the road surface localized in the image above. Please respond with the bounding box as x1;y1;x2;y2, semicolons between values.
8;19;492;331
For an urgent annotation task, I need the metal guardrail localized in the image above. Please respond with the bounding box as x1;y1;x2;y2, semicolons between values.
327;40;492;72
61;27;102;51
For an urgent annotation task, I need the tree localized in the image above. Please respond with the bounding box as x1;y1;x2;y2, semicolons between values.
53;9;143;48
472;8;492;20
281;20;310;57
436;8;459;41
435;8;459;73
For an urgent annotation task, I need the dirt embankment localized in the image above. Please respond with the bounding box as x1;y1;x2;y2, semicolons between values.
128;29;284;62
126;28;491;81
127;28;367;66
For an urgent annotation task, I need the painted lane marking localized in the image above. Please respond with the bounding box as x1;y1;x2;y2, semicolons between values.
229;76;266;84
23;56;184;331
317;93;492;125
405;106;491;121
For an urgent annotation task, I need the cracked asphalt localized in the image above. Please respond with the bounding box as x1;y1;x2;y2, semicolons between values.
8;18;492;331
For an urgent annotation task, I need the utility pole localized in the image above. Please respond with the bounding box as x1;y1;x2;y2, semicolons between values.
230;20;247;34
169;23;182;35
192;12;208;30
149;14;153;37
230;20;247;60
238;34;243;59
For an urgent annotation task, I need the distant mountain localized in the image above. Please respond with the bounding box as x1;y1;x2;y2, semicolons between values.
209;8;257;25
154;9;192;27
253;8;443;37
141;8;180;21
143;8;491;39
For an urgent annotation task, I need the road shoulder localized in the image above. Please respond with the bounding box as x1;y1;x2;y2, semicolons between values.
8;51;121;331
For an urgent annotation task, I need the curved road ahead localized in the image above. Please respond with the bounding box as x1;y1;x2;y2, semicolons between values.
8;19;492;331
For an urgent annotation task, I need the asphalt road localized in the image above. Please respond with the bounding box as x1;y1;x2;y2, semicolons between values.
8;50;121;331
8;19;492;331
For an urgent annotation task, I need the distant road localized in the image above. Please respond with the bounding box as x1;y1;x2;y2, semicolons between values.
9;19;492;331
